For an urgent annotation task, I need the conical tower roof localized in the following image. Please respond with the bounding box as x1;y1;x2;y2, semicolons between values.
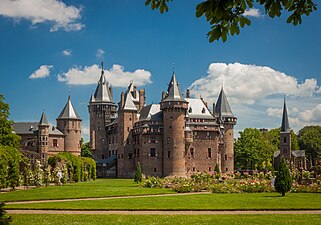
57;95;81;120
39;111;49;126
92;62;113;103
162;73;186;102
281;97;290;132
215;87;234;118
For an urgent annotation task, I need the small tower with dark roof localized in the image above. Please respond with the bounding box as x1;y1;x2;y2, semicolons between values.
57;95;82;156
280;97;291;160
88;62;117;160
38;111;50;159
215;87;237;173
160;72;188;177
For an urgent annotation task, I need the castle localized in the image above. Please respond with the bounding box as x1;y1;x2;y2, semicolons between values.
89;64;237;178
13;96;82;161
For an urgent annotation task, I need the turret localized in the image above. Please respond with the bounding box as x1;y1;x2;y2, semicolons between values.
88;62;117;159
215;87;237;172
57;95;82;156
280;97;291;160
160;72;188;177
38;111;50;159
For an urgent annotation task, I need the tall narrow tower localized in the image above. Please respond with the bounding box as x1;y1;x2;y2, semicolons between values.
56;95;82;156
280;97;291;160
160;73;188;177
215;87;237;172
89;62;117;160
38;111;50;159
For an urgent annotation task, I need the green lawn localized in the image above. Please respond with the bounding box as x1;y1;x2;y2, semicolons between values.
0;179;174;202
6;193;321;210
10;214;321;225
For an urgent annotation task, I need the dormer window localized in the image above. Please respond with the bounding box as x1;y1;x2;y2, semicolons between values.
202;108;205;113
189;107;192;113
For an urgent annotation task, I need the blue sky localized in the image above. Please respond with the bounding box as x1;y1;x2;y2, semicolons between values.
1;0;321;141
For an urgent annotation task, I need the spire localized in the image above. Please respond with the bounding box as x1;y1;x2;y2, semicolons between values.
215;87;234;118
57;95;81;120
92;62;113;103
161;72;186;102
281;96;290;132
39;111;49;126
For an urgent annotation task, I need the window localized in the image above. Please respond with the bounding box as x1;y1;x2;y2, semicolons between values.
168;151;171;158
225;154;227;161
190;148;194;158
53;139;58;147
284;137;287;143
149;148;156;157
127;127;130;132
128;153;133;159
208;148;212;158
193;167;195;172
154;168;157;172
137;149;140;157
209;167;212;171
167;137;170;144
102;154;105;159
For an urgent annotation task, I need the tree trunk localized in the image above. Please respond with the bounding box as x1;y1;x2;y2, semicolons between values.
282;192;285;196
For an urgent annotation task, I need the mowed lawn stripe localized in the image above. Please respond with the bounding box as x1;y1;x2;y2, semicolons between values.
5;193;321;210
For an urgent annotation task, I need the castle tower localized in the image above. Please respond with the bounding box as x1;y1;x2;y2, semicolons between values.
89;62;117;159
215;87;237;172
160;73;188;177
280;97;291;160
117;83;138;177
56;95;82;156
38;111;50;159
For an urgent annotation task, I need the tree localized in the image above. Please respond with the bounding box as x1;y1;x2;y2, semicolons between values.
0;202;12;225
274;157;292;196
145;0;317;43
234;128;274;170
134;162;143;183
298;126;321;166
214;163;220;174
81;138;92;158
0;95;20;148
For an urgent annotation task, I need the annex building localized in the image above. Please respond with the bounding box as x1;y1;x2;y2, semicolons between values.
13;96;82;161
89;64;237;178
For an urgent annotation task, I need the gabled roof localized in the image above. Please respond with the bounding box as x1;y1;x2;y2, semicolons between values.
57;96;81;120
185;98;214;119
122;91;137;111
12;122;64;136
162;73;186;102
39;111;49;126
138;104;163;121
92;64;113;103
215;87;235;118
281;97;290;132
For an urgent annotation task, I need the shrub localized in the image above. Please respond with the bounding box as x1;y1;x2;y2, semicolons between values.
275;158;292;196
134;162;142;183
0;202;12;225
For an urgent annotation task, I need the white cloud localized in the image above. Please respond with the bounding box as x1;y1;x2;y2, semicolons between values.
299;104;321;123
189;62;319;105
57;64;152;87
96;49;105;58
62;49;72;56
243;8;263;18
0;0;84;32
29;65;53;79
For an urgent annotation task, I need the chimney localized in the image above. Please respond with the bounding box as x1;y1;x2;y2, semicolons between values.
162;91;166;100
120;92;125;108
186;89;190;98
139;89;145;110
212;103;216;117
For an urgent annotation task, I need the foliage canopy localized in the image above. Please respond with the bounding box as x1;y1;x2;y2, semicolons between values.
145;0;317;42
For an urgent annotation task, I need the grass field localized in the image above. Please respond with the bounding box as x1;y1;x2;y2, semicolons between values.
9;214;321;225
5;193;321;210
0;179;174;202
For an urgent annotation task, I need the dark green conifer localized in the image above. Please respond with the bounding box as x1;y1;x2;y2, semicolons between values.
134;162;142;183
275;157;292;196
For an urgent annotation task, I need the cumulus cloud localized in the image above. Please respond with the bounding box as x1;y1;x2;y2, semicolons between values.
299;104;321;123
62;49;72;56
96;49;105;58
243;8;263;17
189;62;319;105
0;0;84;32
29;65;53;79
57;64;152;87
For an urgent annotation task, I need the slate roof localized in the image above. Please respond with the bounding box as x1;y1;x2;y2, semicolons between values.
185;98;214;119
57;96;81;120
39;111;49;126
215;87;235;118
281;98;290;132
162;73;187;102
138;104;163;121
92;64;113;103
12;122;64;136
123;91;137;111
127;82;139;102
